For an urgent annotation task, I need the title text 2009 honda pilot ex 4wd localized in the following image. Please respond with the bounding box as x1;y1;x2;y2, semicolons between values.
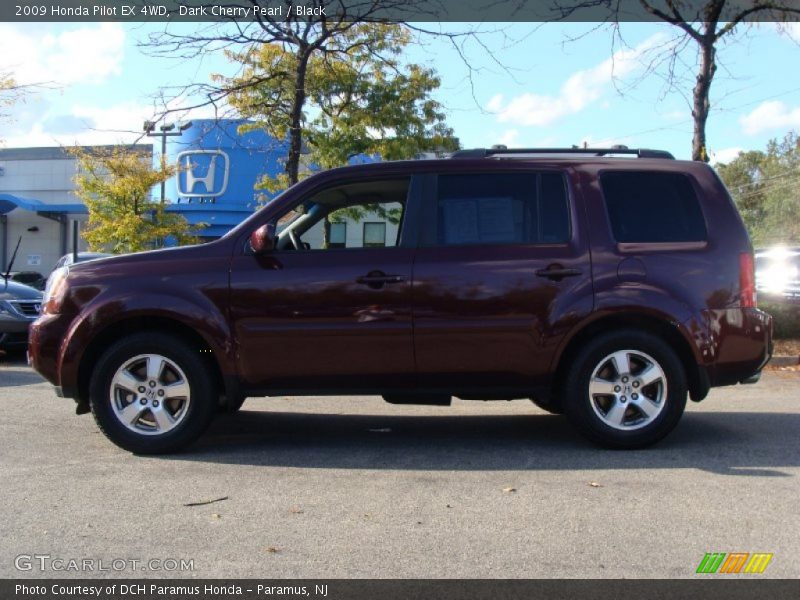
28;147;773;454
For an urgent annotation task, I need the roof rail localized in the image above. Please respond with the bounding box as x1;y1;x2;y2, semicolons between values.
449;147;675;160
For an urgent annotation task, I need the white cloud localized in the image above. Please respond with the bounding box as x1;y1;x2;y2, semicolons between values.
574;132;641;148
662;109;686;122
0;23;125;86
495;129;520;147
740;100;800;135
2;99;155;148
710;147;743;165
74;102;155;132
1;100;220;148
486;34;665;128
486;94;505;113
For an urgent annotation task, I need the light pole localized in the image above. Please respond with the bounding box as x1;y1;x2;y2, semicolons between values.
143;120;192;203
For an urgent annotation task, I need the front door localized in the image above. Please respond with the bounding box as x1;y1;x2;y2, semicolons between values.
229;176;418;392
412;169;593;391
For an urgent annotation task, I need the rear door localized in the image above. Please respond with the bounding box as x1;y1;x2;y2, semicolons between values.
411;167;593;391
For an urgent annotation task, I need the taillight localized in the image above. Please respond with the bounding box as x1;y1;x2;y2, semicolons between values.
739;252;756;308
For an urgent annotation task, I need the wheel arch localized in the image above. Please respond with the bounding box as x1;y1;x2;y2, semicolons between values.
552;312;710;403
75;316;228;412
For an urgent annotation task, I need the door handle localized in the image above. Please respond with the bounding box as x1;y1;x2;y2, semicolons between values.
356;272;405;289
535;265;582;281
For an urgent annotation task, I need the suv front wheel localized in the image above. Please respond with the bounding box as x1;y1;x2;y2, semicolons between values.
563;330;687;448
89;333;217;454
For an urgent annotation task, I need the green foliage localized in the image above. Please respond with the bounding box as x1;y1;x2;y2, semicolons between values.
329;204;402;226
716;132;800;247
70;147;203;253
217;22;458;193
760;300;800;339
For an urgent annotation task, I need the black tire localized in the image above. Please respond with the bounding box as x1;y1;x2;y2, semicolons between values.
219;394;247;413
563;330;687;449
530;397;564;415
89;333;217;454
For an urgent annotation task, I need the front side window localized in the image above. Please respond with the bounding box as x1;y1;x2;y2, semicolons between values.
436;172;570;246
274;178;409;251
601;171;707;243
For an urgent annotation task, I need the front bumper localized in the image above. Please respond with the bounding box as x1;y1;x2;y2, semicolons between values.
27;313;71;391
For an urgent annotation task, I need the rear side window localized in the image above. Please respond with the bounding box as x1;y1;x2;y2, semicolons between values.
601;172;707;243
436;172;570;246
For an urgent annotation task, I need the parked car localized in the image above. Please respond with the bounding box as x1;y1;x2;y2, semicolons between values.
53;252;113;270
6;271;46;291
28;147;773;453
1;278;42;350
755;246;800;303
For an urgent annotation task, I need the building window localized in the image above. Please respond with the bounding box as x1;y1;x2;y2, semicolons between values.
329;222;347;248
363;222;387;248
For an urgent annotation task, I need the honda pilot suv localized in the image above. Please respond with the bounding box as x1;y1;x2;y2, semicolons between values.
28;147;772;453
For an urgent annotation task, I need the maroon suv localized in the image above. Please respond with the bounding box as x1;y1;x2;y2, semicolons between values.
28;147;773;453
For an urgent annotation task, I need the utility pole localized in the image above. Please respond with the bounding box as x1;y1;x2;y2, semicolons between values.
143;121;192;203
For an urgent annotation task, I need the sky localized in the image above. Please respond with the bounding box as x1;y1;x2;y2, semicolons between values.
2;20;800;163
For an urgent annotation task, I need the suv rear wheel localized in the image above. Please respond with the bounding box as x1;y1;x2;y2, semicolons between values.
563;330;687;448
89;333;217;454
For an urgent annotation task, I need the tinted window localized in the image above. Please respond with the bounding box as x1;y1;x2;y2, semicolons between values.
436;173;569;246
601;172;707;243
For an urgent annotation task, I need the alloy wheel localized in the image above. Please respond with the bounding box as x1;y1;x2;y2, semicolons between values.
587;349;667;431
109;354;191;435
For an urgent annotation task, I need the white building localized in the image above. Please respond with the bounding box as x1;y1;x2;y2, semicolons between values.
0;145;148;274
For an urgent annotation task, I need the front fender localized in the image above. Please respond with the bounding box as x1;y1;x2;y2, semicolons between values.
57;291;234;395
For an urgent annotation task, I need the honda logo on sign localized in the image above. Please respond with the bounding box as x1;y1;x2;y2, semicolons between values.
176;150;230;198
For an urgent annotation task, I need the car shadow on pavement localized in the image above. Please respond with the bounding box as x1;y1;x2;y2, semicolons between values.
0;365;45;387
165;409;800;476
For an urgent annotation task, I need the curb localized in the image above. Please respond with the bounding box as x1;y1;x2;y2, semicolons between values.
768;355;800;367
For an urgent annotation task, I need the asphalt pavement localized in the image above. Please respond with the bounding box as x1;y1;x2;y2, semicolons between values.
1;355;798;579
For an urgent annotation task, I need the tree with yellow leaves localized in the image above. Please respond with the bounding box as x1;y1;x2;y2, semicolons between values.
70;147;203;253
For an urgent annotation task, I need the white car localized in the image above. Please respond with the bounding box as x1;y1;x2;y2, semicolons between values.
756;247;800;303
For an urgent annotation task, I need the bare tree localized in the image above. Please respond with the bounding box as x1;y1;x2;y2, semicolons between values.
0;71;35;121
553;0;800;161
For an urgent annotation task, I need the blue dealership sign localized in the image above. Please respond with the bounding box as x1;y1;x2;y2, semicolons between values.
176;150;231;200
163;119;287;238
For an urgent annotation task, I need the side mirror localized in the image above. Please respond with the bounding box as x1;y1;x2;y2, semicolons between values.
250;223;276;254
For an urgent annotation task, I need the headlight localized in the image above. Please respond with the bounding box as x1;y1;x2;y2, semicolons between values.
42;266;69;314
761;262;797;295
